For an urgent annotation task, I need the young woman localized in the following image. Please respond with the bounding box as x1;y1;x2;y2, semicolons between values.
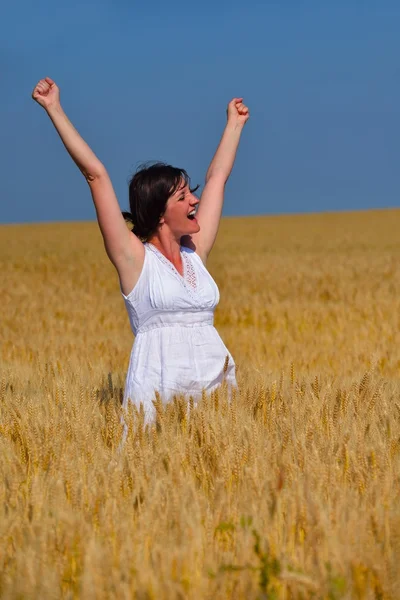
32;77;250;423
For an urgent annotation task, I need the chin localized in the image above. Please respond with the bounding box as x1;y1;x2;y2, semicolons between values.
191;220;200;233
180;220;200;238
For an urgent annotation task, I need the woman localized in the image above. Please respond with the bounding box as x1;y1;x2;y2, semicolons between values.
32;77;250;423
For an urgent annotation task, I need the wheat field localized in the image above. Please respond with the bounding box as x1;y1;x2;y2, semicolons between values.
1;209;400;599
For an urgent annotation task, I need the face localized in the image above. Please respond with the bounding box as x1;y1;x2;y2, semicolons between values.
160;180;200;238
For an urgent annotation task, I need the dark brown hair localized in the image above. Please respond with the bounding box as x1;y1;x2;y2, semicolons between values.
123;162;198;240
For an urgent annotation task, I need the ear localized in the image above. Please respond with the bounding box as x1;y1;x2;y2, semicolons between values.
159;216;165;225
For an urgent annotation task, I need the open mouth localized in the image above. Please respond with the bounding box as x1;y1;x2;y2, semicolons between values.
187;208;197;220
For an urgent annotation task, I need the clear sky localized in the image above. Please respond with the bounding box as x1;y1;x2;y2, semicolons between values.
1;1;399;224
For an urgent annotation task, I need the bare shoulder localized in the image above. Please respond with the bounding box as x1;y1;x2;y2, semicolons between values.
181;235;208;265
115;232;146;297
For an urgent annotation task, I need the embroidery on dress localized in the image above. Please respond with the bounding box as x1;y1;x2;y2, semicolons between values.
182;250;198;291
146;244;198;297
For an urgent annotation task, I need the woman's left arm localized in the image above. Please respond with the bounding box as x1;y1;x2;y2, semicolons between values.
193;98;249;262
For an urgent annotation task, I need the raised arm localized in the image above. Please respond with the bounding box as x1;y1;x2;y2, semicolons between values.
192;98;249;262
31;77;144;293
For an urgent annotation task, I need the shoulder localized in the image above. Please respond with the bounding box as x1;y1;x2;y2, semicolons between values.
180;236;207;265
120;244;151;301
181;244;207;267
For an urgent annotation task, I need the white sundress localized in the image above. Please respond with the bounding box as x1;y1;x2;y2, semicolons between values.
121;242;236;422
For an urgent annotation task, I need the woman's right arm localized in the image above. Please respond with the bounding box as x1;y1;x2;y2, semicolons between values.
31;77;144;291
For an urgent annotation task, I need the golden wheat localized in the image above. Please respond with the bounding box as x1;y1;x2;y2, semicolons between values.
1;209;400;599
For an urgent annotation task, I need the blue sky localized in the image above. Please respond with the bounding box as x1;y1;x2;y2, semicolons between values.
1;1;399;224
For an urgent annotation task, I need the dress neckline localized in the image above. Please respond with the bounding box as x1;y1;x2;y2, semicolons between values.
146;242;197;292
145;242;184;277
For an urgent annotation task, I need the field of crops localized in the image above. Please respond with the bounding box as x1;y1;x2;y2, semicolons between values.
1;209;400;599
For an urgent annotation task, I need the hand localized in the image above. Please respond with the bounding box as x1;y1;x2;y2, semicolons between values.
32;77;60;110
226;97;250;127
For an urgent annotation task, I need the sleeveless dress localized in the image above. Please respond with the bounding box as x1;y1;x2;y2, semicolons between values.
121;242;236;422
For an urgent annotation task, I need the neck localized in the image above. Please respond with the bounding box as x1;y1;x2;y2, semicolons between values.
147;231;182;261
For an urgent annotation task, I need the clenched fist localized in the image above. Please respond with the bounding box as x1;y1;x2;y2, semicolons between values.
32;77;60;110
227;98;250;127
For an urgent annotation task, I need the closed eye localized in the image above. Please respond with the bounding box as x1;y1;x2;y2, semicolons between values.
177;184;200;201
